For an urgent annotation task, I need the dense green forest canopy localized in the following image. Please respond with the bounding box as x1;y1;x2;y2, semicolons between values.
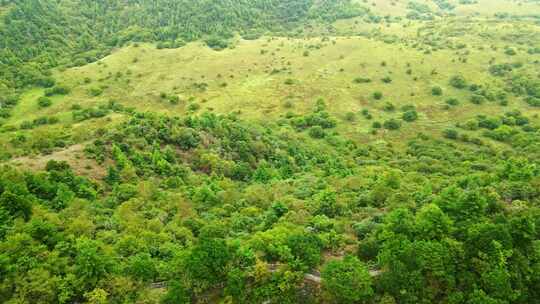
1;0;540;303
2;108;540;303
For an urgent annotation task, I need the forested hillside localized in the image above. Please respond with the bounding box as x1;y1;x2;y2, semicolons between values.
0;0;365;89
1;0;540;303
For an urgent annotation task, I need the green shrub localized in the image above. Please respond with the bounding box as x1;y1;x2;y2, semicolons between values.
188;103;201;111
470;94;485;104
345;112;355;121
469;84;480;91
0;109;10;119
20;121;34;129
33;116;49;126
402;110;418;122
169;95;180;105
449;75;467;89
88;87;103;96
443;128;458;139
484;125;517;142
383;119;401;130
526;97;540;107
477;116;501;130
204;36;229;50
37;97;52;108
504;47;516;56
373;91;383;100
489;63;513;77
36;77;55;88
45;85;70;96
72;107;109;122
383;103;395;112
445;98;459;106
361;109;373;120
308;126;326;138
431;86;443;96
381;76;392;84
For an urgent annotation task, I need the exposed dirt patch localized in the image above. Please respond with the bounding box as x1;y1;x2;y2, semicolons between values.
9;143;106;180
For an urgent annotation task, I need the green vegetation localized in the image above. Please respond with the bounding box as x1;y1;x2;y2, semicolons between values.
1;0;540;303
37;96;52;108
383;118;402;130
322;256;373;303
402;110;418;122
431;85;443;96
449;75;467;89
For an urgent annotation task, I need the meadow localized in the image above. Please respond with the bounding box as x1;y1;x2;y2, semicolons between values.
3;11;539;163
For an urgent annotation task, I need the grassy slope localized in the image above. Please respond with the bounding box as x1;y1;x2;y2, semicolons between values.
0;4;12;17
43;36;540;136
453;0;540;16
363;0;540;17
